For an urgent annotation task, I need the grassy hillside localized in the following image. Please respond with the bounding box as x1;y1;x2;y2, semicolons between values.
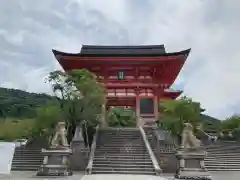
0;87;221;132
0;118;35;140
200;114;221;132
0;87;55;119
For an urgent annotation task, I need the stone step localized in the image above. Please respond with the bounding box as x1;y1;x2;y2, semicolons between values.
99;135;141;137
96;147;146;149
208;168;240;172
207;149;240;152
206;161;240;165
91;167;154;172
14;149;42;152
14;149;42;151
12;162;42;166
97;142;143;144
96;148;146;151
97;144;143;146
93;159;152;164
13;156;43;159
11;164;40;171
95;151;147;154
14;153;42;155
94;159;152;162
206;147;239;150
11;168;38;171
14;150;42;153
13;155;43;158
99;134;141;136
99;131;139;134
97;139;143;142
94;152;149;156
14;153;43;155
94;155;150;159
95;150;147;153
206;165;240;169
94;153;150;157
15;148;42;150
98;140;142;143
96;144;143;147
98;139;142;141
205;162;240;166
12;160;42;163
207;148;240;152
91;170;155;175
95;149;147;152
208;153;240;157
100;129;139;132
94;158;151;162
207;168;240;171
209;148;240;150
96;145;145;148
98;137;142;139
206;157;240;160
93;163;153;167
206;158;240;162
209;150;240;153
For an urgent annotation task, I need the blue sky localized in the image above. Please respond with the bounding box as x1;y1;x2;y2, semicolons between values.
0;0;240;119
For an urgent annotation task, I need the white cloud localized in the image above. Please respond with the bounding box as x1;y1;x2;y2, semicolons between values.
0;0;240;119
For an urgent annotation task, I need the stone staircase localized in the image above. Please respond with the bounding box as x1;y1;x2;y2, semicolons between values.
91;128;156;175
144;127;178;173
145;127;240;172
204;142;240;171
11;147;43;171
145;127;176;153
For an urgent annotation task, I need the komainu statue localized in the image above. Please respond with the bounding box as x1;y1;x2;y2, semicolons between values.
51;121;69;147
181;123;201;149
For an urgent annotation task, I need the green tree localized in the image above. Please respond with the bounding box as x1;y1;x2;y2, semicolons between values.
0;118;35;141
47;69;105;143
31;103;63;139
0;87;54;119
221;115;240;132
159;96;202;139
107;108;136;127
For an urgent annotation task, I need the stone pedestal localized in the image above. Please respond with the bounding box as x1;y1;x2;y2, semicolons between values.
37;147;72;176
174;148;212;180
70;126;89;170
36;121;72;176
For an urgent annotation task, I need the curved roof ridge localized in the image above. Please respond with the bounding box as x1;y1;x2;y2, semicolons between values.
80;44;166;55
81;44;165;49
52;48;190;57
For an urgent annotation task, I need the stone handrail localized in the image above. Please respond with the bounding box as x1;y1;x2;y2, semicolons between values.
139;126;162;175
86;125;99;174
153;128;178;147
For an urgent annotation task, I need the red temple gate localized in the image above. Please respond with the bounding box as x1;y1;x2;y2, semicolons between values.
53;45;190;126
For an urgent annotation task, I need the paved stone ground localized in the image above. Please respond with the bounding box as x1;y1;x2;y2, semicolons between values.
0;171;240;180
0;171;85;180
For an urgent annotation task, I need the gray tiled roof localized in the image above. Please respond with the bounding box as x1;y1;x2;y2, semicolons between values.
52;45;191;58
80;45;166;55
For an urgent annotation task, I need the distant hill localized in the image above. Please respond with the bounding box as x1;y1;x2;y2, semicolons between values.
200;114;221;132
0;87;55;118
0;87;222;130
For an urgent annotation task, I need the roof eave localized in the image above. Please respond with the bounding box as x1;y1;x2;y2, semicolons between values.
52;48;191;58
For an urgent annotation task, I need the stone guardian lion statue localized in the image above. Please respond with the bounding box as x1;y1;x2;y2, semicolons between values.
51;121;69;147
181;123;201;149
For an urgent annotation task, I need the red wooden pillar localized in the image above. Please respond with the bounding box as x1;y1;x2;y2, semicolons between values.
154;95;159;121
154;88;160;121
135;89;141;126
